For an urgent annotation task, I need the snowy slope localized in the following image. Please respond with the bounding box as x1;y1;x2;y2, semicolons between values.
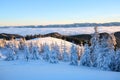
0;27;120;36
0;37;81;58
27;37;81;53
28;37;73;46
0;60;120;80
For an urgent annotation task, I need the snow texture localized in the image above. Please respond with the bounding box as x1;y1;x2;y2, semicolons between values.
0;60;120;80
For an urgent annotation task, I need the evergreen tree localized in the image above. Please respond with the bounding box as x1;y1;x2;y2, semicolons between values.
12;39;19;60
5;42;15;61
70;44;78;65
43;43;50;61
54;43;61;60
62;41;70;62
29;42;34;54
24;45;30;61
80;44;91;66
90;26;100;67
97;35;115;71
19;38;26;50
49;43;59;63
31;45;39;60
115;48;120;71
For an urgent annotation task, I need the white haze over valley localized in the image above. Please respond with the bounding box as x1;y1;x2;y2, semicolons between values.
0;27;120;36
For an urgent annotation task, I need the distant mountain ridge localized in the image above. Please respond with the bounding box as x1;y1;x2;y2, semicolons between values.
0;22;120;28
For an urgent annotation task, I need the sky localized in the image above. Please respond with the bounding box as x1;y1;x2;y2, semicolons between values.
0;0;120;26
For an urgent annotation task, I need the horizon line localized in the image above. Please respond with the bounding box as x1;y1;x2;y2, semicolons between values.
0;21;120;27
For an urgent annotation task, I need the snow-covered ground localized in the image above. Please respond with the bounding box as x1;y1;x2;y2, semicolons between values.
0;60;120;80
28;37;73;46
0;27;120;36
27;37;79;52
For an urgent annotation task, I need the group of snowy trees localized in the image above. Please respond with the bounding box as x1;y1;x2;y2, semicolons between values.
80;27;120;71
70;43;78;65
42;41;81;64
1;38;81;65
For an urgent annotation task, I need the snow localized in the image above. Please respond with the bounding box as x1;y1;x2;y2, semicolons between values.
0;50;6;59
28;37;73;46
0;27;120;36
0;53;6;59
27;37;79;53
0;60;120;80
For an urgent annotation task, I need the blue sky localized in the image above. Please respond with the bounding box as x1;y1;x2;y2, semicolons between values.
0;0;120;26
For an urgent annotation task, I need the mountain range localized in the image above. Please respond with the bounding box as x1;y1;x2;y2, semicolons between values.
0;22;120;28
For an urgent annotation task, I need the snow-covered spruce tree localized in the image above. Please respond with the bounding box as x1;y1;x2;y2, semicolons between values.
107;34;116;71
19;38;26;50
62;41;70;62
5;42;15;61
70;43;78;65
90;26;100;67
80;43;91;67
24;45;30;61
37;43;44;60
42;43;50;61
54;43;61;60
29;42;34;55
31;45;40;60
49;43;59;63
115;48;120;71
97;34;115;71
58;41;63;60
39;43;44;53
12;39;19;60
